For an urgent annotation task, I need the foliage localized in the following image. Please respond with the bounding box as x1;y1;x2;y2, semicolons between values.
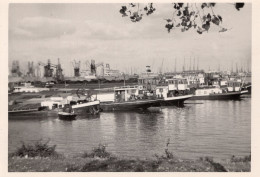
154;138;176;160
10;139;59;158
230;154;251;162
199;156;227;172
82;144;111;158
119;3;245;34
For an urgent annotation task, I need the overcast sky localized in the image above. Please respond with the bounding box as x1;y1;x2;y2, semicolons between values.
9;3;251;76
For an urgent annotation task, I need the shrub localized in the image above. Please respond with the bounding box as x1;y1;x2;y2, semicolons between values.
10;139;59;158
230;155;251;163
200;156;227;172
82;144;111;158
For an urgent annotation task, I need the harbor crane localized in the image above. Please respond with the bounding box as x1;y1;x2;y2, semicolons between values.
11;60;22;77
27;61;35;77
72;60;81;77
85;59;104;76
38;59;64;81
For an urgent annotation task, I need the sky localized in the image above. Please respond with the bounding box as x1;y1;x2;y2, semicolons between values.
9;3;251;76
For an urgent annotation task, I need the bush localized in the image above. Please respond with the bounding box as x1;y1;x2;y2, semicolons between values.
199;156;227;172
10;139;59;158
82;144;111;158
230;155;251;163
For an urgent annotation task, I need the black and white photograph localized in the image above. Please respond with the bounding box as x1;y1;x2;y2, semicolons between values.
4;1;254;173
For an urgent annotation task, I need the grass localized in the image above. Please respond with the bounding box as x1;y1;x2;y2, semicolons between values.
8;142;251;172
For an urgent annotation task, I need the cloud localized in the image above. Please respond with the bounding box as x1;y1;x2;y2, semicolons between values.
78;20;134;40
10;16;76;39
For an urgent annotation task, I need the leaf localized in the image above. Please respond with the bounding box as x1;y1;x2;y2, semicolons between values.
181;21;187;27
190;11;195;16
235;3;244;11
165;19;172;23
197;30;203;34
210;3;216;7
119;6;128;17
207;13;211;22
183;7;189;16
173;3;179;10
165;23;174;33
187;21;192;28
202;21;210;31
177;10;182;16
201;3;207;9
130;3;136;7
136;16;142;22
219;28;228;32
202;15;207;22
178;3;184;8
212;16;220;25
144;7;148;11
217;15;222;22
176;23;181;27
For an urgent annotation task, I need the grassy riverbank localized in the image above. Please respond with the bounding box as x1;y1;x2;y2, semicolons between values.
8;141;250;172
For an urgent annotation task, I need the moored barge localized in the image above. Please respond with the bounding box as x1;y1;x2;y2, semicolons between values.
99;85;162;111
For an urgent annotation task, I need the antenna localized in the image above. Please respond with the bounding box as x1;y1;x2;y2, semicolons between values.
189;56;191;71
174;57;177;72
183;57;185;72
193;57;195;71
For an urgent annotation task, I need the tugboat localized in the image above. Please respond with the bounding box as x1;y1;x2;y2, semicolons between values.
99;85;162;111
71;100;100;115
58;104;77;120
69;88;101;115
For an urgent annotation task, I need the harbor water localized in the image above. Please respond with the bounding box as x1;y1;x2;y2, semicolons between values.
9;97;251;161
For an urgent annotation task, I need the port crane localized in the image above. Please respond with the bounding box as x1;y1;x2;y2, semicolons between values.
27;61;35;77
72;60;81;77
11;60;22;77
38;59;64;81
85;59;104;76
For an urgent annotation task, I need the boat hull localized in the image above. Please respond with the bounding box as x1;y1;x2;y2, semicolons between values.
189;91;242;100
58;112;77;120
160;95;193;106
100;99;161;111
72;101;100;115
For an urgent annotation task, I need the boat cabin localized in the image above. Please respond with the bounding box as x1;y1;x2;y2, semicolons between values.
195;88;223;96
155;86;168;99
165;78;188;91
114;85;140;102
138;76;160;91
227;81;241;92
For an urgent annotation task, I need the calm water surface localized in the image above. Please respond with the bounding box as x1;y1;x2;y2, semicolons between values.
9;97;251;160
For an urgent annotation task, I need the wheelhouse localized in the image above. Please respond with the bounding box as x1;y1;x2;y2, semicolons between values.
227;81;241;92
